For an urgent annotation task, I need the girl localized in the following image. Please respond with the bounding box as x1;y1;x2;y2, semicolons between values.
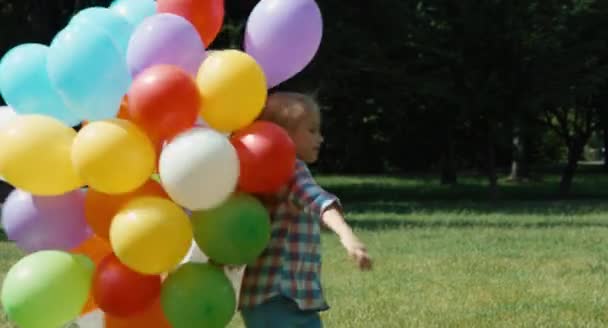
239;92;372;328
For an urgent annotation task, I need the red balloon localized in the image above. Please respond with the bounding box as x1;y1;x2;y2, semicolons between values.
128;65;200;142
231;121;296;193
105;297;172;328
93;254;162;317
157;0;225;47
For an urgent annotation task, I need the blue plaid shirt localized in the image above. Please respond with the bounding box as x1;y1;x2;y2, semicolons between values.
239;160;339;311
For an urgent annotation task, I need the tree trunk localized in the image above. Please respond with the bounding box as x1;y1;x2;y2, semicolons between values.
509;115;530;181
486;118;498;199
559;140;585;195
440;124;457;185
602;112;608;171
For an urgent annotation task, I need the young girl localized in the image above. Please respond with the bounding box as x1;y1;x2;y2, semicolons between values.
239;92;372;327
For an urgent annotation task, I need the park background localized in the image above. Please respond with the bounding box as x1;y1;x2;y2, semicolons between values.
1;0;608;327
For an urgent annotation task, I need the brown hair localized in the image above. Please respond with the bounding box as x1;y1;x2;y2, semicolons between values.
257;92;320;133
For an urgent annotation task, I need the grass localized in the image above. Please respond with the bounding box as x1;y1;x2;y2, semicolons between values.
3;171;608;327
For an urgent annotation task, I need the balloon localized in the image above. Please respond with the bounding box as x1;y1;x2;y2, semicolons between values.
0;115;83;195
1;189;90;253
244;0;323;88
196;50;267;132
71;119;156;194
105;297;172;328
0;105;17;130
0;43;80;126
127;13;206;77
161;263;235;328
110;197;193;274
110;0;157;27
85;180;168;240
93;254;162;317
47;23;131;121
79;296;99;316
231;121;296;193
71;234;113;264
1;251;94;328
159;128;239;210
192;193;270;265
128;65;200;141
69;7;134;56
157;0;224;47
71;235;113;315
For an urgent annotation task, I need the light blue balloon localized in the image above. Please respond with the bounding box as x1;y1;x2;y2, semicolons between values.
69;7;134;56
110;0;157;27
47;24;131;121
0;44;81;126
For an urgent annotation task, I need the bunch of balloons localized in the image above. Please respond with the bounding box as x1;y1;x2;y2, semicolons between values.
0;0;323;327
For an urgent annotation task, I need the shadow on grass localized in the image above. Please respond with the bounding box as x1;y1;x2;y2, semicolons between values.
345;216;608;231
345;200;608;216
327;183;608;202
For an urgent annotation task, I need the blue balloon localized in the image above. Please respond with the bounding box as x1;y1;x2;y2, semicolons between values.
110;0;157;27
0;44;81;126
47;24;131;121
69;7;134;56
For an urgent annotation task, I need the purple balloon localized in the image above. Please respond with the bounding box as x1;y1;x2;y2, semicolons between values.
244;0;323;88
127;13;207;77
1;189;91;253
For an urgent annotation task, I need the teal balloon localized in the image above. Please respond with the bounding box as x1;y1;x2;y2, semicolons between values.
1;251;94;328
47;23;131;121
110;0;157;27
162;263;236;328
192;193;271;265
0;44;80;126
69;7;134;55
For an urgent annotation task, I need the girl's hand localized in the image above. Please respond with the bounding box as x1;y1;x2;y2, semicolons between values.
341;236;372;271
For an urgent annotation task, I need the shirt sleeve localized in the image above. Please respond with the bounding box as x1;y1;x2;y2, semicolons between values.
288;161;340;219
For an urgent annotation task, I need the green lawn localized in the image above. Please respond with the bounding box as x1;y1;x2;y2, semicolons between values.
3;172;608;327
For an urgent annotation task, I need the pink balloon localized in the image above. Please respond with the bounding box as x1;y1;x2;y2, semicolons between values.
244;0;323;88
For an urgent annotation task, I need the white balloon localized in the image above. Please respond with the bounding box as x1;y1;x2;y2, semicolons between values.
159;128;239;210
69;309;104;328
0;106;17;130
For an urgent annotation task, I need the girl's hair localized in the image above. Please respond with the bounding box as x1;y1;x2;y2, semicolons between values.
254;92;319;209
257;92;320;132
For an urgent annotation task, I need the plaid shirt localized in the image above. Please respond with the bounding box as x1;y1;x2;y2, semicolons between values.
239;160;339;311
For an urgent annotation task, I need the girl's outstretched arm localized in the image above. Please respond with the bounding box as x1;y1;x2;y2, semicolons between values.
322;205;372;271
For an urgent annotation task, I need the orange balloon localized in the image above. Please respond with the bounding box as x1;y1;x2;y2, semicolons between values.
80;296;98;315
84;180;169;240
105;297;172;328
71;234;113;263
157;0;224;47
117;96;131;120
128;65;199;142
71;235;113;315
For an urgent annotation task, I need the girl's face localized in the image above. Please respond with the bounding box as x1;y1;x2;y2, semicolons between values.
290;110;324;163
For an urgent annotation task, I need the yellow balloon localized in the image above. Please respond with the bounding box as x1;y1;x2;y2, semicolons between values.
110;197;193;275
71;119;155;194
0;115;83;195
196;50;267;132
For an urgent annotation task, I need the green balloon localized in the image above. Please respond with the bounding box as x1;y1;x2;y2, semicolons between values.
161;263;236;328
191;193;270;265
1;250;94;328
